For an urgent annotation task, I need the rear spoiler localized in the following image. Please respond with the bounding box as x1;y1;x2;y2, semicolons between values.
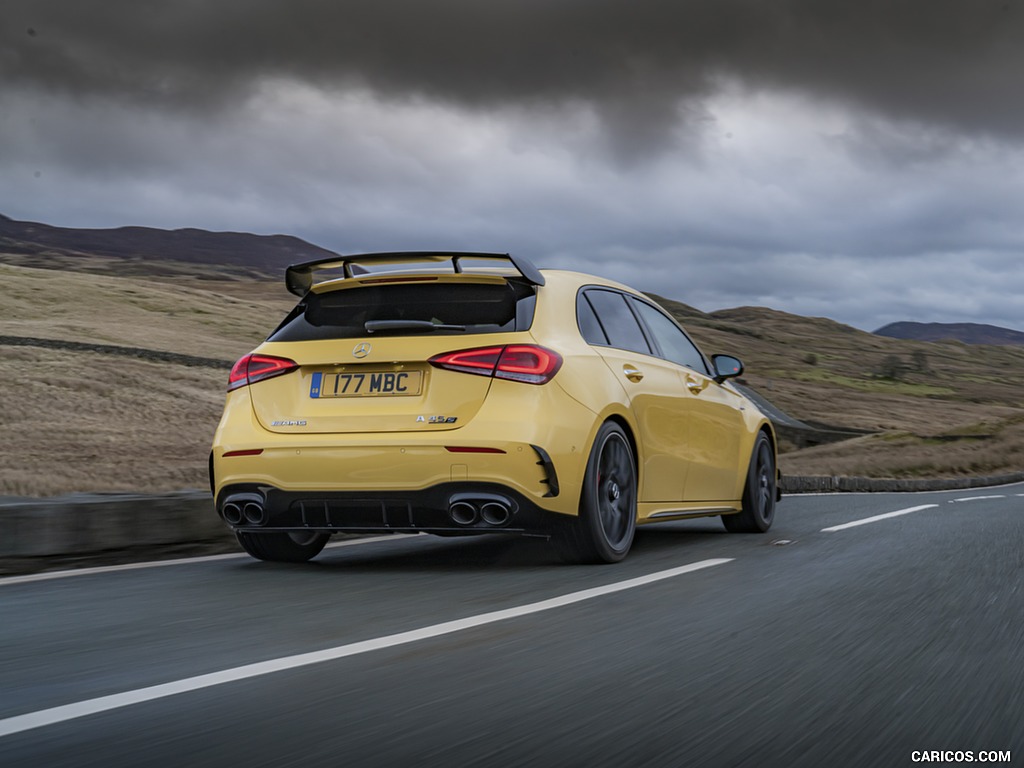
284;251;545;297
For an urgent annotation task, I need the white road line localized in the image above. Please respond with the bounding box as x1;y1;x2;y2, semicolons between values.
0;535;414;587
0;557;731;738
950;496;1006;503
821;504;938;532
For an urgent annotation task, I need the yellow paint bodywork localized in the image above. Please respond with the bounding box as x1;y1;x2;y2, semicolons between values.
212;269;775;524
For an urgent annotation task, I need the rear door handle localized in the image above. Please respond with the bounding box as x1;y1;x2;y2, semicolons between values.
623;366;644;383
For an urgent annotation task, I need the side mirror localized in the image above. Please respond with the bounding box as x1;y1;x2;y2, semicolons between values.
712;354;744;383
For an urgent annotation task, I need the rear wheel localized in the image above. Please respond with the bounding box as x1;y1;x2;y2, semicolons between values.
722;432;776;533
236;531;330;562
554;422;637;563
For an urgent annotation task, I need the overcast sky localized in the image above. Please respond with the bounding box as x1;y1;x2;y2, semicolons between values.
3;0;1024;331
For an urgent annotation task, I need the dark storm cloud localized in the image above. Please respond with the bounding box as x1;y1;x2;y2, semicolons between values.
5;0;1024;333
5;0;1024;152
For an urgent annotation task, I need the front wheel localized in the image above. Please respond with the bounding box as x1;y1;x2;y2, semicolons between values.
236;531;330;562
722;432;776;533
554;422;637;564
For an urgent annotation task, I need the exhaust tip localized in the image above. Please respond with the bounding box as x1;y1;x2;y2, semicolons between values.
480;501;511;526
221;492;266;526
449;501;478;526
242;502;266;526
222;502;243;525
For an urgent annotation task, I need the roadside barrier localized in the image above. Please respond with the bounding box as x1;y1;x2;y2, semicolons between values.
0;491;230;559
780;472;1024;494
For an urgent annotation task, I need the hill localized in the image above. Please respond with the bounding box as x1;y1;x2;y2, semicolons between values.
0;213;339;277
875;321;1024;347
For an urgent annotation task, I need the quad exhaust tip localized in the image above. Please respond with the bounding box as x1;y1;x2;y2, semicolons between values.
243;502;266;525
221;493;266;527
222;502;243;525
449;501;479;526
480;502;511;526
448;494;516;528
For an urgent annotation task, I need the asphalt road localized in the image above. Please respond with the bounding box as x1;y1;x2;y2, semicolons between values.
1;487;1021;768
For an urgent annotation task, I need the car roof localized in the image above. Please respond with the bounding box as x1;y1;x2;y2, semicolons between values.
536;268;649;298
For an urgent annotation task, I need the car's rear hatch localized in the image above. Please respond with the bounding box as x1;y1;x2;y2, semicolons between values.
247;272;539;435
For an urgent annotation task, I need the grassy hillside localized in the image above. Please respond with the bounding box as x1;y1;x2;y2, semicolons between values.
2;264;1022;496
0;263;292;359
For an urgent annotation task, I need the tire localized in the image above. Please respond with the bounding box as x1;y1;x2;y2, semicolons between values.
554;422;637;563
722;432;776;533
236;530;330;563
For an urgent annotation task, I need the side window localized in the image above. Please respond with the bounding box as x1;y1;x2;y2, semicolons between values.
576;291;608;345
630;299;710;375
584;290;651;354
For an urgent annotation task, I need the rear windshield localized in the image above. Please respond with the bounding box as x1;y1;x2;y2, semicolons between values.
268;280;537;341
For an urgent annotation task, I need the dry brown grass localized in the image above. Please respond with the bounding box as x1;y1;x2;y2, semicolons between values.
0;346;224;495
0;264;293;360
775;422;1024;479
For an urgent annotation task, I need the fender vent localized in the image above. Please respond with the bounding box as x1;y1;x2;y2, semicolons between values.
531;444;560;498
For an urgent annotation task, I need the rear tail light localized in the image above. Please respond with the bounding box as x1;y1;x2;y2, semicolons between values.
429;345;562;385
227;354;299;391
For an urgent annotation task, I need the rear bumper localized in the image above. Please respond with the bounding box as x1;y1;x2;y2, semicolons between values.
216;481;565;536
212;435;575;508
212;378;599;518
211;370;608;533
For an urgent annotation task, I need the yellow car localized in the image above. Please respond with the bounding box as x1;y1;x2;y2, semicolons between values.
211;252;779;564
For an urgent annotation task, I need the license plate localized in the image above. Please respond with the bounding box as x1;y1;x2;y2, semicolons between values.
310;370;422;398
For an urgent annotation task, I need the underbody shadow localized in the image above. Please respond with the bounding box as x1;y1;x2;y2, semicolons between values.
234;520;734;574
